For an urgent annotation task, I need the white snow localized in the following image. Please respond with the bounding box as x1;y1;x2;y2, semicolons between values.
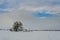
0;31;60;40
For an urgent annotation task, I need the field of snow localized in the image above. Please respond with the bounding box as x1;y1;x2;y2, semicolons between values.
0;31;60;40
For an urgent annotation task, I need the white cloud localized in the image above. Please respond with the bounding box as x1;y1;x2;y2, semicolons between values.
0;0;60;14
0;0;60;30
0;6;60;30
18;5;60;14
0;0;4;4
0;0;20;13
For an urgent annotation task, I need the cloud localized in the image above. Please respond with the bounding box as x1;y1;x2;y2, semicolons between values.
19;0;60;6
0;0;4;4
33;12;57;17
0;0;60;14
10;6;60;30
0;11;60;30
0;0;20;13
0;0;60;30
19;5;60;14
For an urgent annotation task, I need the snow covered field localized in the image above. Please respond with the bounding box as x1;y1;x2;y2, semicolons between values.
0;31;60;40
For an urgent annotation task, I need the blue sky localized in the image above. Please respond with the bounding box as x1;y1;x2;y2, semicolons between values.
0;0;60;30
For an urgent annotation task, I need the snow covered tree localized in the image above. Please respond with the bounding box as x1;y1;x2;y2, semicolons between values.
11;21;23;32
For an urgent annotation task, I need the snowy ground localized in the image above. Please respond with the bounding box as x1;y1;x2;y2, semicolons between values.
0;31;60;40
